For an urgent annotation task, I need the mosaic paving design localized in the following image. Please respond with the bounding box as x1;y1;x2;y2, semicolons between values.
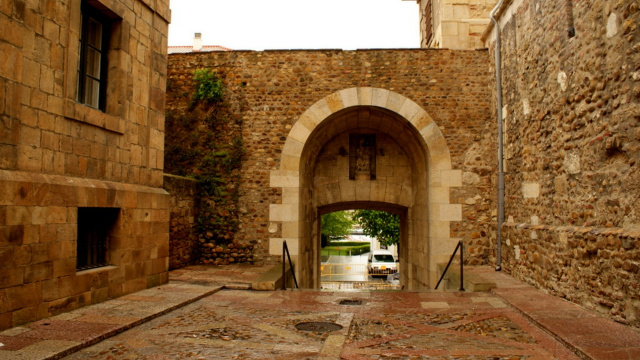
347;318;416;342
362;356;530;360
385;311;476;326
453;315;536;344
363;331;526;351
62;290;578;360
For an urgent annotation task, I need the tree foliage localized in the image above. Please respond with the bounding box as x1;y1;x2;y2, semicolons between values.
321;211;353;247
352;210;399;247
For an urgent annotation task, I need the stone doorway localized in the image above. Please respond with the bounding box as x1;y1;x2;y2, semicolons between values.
269;88;462;290
318;204;406;290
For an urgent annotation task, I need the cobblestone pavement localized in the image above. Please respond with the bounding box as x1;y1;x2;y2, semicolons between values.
61;290;579;360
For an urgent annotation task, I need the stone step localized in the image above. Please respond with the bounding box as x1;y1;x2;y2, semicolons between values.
251;263;295;290
436;263;497;291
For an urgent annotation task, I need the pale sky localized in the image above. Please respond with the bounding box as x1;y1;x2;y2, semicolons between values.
168;0;420;51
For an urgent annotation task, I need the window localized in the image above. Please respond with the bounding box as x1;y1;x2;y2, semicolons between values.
424;0;434;47
77;207;119;271
77;2;111;111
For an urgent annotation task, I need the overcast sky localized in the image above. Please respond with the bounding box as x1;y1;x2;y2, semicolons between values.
168;0;420;51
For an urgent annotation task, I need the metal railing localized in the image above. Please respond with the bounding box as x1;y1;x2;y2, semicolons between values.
282;240;299;290
434;240;465;291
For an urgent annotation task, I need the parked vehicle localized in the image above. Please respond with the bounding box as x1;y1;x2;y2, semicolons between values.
367;249;397;277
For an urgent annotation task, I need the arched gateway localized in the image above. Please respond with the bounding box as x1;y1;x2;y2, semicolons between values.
269;87;462;290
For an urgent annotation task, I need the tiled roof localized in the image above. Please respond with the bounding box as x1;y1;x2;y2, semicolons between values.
168;45;232;54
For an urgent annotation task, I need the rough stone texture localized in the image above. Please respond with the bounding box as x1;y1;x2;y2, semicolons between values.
0;0;170;331
164;74;249;267
164;174;199;270
166;49;494;274
485;0;640;328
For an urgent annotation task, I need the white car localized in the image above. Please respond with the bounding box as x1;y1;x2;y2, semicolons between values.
367;249;398;277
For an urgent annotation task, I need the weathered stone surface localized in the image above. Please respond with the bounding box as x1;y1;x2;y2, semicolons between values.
484;0;640;328
0;0;171;331
166;49;494;267
164;175;199;269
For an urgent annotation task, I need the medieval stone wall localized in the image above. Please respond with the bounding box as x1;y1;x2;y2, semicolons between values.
164;174;199;269
485;0;640;327
166;49;495;267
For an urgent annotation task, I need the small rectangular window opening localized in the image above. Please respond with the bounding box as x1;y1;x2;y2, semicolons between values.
77;207;119;271
77;2;112;111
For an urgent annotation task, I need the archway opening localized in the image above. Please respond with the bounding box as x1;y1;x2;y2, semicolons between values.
298;106;430;289
319;205;406;290
270;88;460;291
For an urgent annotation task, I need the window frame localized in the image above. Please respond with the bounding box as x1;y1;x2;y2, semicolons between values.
77;2;111;112
76;207;120;271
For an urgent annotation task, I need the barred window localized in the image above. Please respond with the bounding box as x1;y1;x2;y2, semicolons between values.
77;207;119;271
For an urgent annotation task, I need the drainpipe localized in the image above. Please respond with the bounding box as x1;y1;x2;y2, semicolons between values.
490;0;505;271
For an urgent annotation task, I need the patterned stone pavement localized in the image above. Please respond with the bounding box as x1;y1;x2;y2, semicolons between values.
2;265;640;360
61;290;578;360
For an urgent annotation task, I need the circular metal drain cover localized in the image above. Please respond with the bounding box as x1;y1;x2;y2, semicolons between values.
295;322;343;332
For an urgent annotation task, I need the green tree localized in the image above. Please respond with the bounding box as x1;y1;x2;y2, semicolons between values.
321;211;353;248
352;210;399;247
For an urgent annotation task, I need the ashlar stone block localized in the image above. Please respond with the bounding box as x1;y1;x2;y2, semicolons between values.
371;88;390;107
324;91;345;113
386;91;407;114
357;87;373;106
269;204;298;222
339;88;359;108
441;169;462;187
270;170;300;188
399;99;422;123
269;237;299;256
288;122;312;144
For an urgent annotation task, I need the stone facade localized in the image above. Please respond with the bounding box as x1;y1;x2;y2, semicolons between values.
0;0;170;330
166;49;494;289
484;0;640;327
416;0;498;49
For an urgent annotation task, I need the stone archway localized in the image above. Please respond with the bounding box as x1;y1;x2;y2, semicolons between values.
269;87;461;290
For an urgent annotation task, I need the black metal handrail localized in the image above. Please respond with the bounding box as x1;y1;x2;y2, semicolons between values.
282;240;299;290
434;241;465;291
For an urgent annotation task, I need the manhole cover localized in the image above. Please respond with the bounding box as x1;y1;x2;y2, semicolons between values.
339;299;363;305
295;322;343;332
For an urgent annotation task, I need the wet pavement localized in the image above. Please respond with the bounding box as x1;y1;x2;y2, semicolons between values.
321;255;400;291
1;265;639;360
60;290;577;360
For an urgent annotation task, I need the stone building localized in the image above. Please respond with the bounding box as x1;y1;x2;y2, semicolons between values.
167;32;230;54
0;0;171;330
482;0;640;327
409;0;498;49
166;49;495;291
